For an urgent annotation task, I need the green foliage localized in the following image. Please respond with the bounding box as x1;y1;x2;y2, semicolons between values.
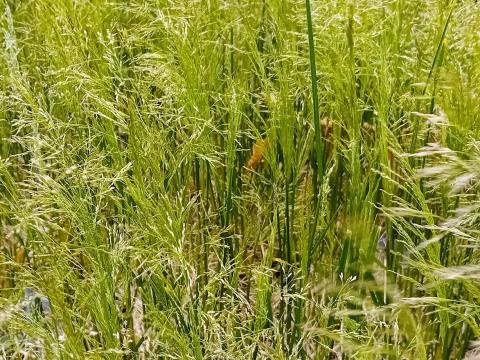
1;0;480;359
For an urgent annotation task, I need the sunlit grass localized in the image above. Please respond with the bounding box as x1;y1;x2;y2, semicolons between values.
1;0;480;359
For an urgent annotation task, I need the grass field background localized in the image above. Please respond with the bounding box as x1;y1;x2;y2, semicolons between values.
1;0;480;359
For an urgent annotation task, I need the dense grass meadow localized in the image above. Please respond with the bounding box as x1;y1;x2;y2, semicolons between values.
2;0;480;358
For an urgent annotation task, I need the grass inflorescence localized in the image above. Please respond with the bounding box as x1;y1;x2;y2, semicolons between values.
1;0;480;359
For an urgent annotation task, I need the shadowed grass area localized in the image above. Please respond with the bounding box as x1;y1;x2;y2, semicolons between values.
1;0;480;359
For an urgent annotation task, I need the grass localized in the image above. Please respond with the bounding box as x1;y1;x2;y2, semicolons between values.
1;0;480;359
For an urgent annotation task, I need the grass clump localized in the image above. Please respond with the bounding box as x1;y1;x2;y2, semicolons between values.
1;0;480;359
